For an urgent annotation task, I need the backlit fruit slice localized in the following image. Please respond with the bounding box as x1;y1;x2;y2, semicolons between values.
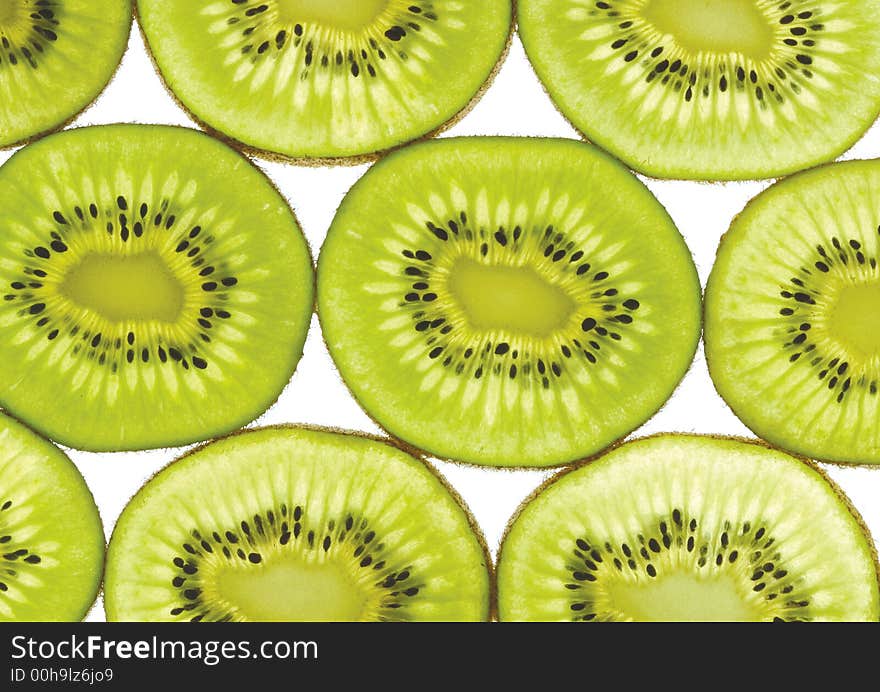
136;0;512;161
317;137;701;467
0;411;104;621
706;160;880;465
0;0;132;148
105;426;491;622
0;124;314;452
517;0;880;180
497;435;880;622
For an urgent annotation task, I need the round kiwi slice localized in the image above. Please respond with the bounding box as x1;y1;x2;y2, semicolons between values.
517;0;880;180
0;0;132;149
0;411;104;621
104;426;491;622
705;160;880;465
135;1;512;162
317;137;701;468
497;434;880;622
0;124;313;452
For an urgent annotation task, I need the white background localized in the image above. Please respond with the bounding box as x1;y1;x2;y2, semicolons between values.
3;28;879;622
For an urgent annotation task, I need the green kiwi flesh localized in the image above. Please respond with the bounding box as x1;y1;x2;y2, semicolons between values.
517;0;880;180
0;0;132;148
317;137;701;467
497;434;880;622
104;426;491;622
0;411;104;621
0;124;314;452
705;159;880;465
135;0;512;161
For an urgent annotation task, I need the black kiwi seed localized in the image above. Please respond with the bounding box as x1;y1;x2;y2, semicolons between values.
224;0;437;82
774;232;880;403
166;505;424;622
6;198;243;374
398;214;643;383
562;507;811;622
591;1;823;109
0;2;60;71
0;499;43;593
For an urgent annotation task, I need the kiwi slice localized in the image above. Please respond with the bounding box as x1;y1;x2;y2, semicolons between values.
0;124;313;452
517;0;880;180
704;160;880;465
104;426;491;622
317;137;701;467
0;0;132;148
135;1;512;162
0;411;104;621
497;434;880;622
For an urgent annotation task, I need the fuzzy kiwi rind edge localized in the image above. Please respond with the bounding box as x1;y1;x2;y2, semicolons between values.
104;423;495;623
133;2;516;168
0;1;135;153
494;432;880;623
0;122;318;453
704;158;880;469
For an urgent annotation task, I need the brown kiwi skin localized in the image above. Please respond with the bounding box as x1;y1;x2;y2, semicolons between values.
495;432;880;623
0;2;134;152
108;423;496;622
2;122;316;453
704;158;880;469
135;2;515;167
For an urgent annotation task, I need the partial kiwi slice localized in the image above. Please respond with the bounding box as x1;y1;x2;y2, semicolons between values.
517;0;880;180
705;160;880;465
0;411;104;621
0;0;132;148
0;124;313;452
498;435;880;622
135;1;512;162
318;137;701;467
105;426;491;622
